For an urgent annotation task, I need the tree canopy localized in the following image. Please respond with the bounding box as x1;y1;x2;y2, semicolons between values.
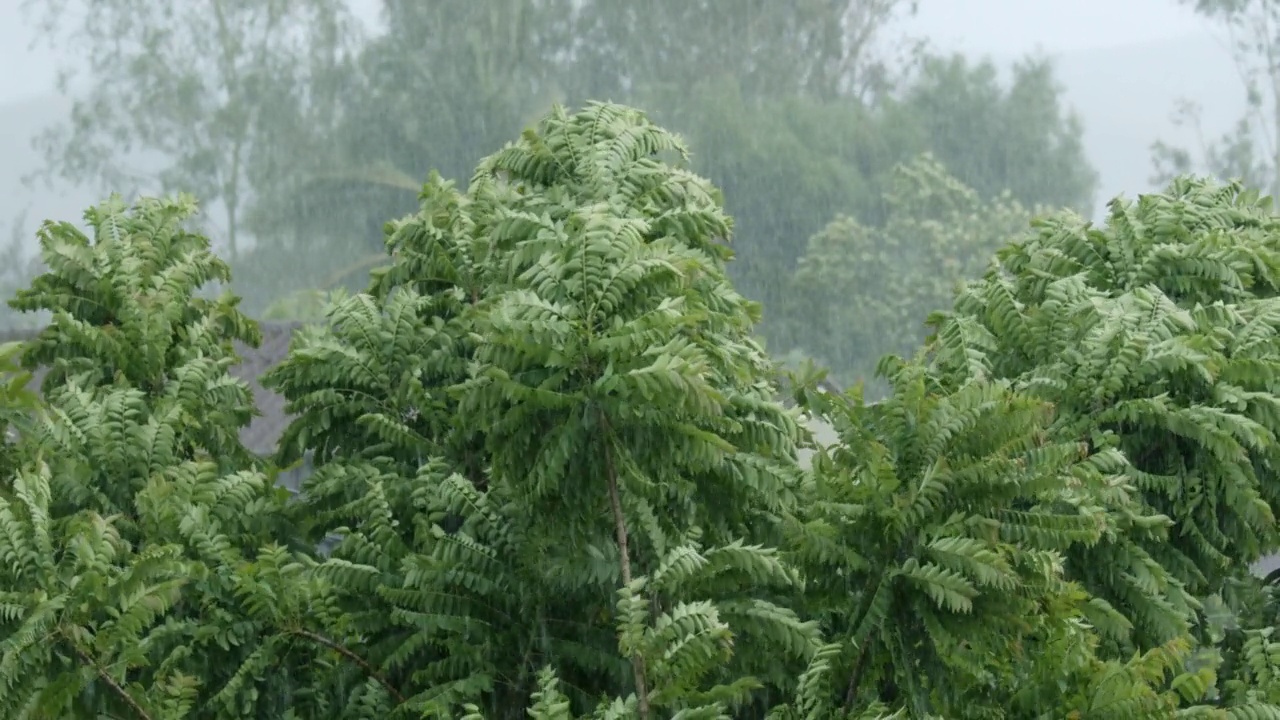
3;100;1280;718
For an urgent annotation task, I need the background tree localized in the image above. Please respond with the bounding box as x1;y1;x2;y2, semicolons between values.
226;1;1099;327
239;0;919;296
1150;0;1280;197
884;53;1097;213
22;0;362;264
236;0;581;310
22;0;1099;333
571;0;919;103
774;153;1038;391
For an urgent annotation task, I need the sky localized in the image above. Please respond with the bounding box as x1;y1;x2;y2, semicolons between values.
0;3;55;103
0;0;1217;104
0;0;384;104
0;0;1248;229
901;0;1208;58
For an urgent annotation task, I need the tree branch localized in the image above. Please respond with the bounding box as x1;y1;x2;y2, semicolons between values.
69;643;154;720
601;415;651;720
287;627;406;704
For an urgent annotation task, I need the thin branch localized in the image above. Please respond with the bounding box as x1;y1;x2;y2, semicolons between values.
600;414;651;720
843;637;874;709
69;644;154;720
287;627;406;704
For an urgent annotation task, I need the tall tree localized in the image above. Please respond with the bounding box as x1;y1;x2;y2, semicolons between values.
23;0;362;264
572;0;920;103
883;53;1098;213
929;177;1280;653
778;154;1038;391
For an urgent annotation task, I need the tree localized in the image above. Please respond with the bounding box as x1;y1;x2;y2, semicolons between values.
1150;0;1280;197
572;0;920;103
11;100;1280;719
0;195;325;718
883;53;1098;214
785;357;1229;717
261;102;823;718
929;177;1280;662
776;154;1037;390
23;0;362;264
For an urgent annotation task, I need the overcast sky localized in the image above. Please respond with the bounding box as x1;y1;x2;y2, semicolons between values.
0;0;1246;230
0;0;384;103
0;0;1216;104
902;0;1208;57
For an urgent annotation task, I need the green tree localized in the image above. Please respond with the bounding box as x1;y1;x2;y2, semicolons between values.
572;0;919;103
777;154;1037;390
785;358;1229;717
0;196;337;718
884;53;1098;213
929;177;1280;665
23;0;361;264
261;103;821;717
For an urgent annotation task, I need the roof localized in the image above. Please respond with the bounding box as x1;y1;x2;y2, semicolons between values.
1;321;304;457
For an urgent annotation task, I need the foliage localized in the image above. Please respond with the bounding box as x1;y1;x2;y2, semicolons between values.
787;358;1097;715
0;196;339;718
4;101;1279;719
778;154;1036;389
0;340;38;482
786;358;1266;717
928;176;1280;691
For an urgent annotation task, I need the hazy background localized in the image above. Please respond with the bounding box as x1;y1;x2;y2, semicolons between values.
0;0;1229;230
0;0;1269;392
